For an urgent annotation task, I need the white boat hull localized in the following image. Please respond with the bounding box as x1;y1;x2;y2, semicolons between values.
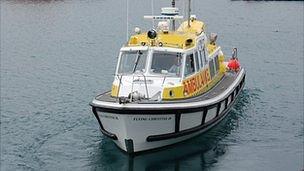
96;108;231;153
91;69;245;153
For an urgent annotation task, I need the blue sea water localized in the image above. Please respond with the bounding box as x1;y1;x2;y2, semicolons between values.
0;0;303;170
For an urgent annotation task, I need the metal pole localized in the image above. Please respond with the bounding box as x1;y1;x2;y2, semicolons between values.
187;0;191;27
116;74;123;102
126;0;129;41
151;0;155;27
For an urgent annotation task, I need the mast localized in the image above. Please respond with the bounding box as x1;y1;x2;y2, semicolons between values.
172;0;176;30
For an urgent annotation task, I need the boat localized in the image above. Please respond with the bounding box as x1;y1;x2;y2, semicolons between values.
90;0;246;153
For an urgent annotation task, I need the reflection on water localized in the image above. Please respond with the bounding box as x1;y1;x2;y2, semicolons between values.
89;90;251;171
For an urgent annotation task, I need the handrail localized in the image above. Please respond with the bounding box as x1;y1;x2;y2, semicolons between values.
116;74;123;102
130;73;150;100
232;47;238;59
130;73;135;101
208;46;221;58
161;75;167;87
140;73;150;99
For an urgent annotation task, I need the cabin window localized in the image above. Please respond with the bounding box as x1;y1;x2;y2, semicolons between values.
194;51;200;71
196;49;203;69
184;54;195;77
209;59;215;78
118;51;147;74
214;55;219;72
198;40;207;65
203;47;207;64
150;52;182;76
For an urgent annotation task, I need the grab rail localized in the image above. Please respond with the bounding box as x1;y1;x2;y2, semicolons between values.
140;72;149;99
130;73;135;101
116;74;123;102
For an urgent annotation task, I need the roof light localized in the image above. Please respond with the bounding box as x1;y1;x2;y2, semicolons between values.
190;15;197;21
134;27;141;34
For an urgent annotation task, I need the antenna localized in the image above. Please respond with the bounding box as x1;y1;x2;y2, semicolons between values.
126;0;129;41
151;0;155;27
172;0;176;30
187;0;191;27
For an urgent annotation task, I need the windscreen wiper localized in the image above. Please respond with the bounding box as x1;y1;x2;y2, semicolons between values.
132;51;142;73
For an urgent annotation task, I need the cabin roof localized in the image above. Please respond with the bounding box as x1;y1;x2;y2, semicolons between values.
127;20;205;49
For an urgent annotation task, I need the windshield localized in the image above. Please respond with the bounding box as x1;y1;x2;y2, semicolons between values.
150;52;183;77
118;51;147;74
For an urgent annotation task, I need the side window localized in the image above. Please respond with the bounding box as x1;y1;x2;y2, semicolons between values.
203;47;207;64
194;51;200;71
198;39;207;67
209;59;215;78
196;49;203;69
184;54;195;77
214;55;219;72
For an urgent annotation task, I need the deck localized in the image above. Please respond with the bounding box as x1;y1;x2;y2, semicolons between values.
94;71;241;104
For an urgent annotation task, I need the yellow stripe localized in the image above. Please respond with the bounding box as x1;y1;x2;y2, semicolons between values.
162;69;224;100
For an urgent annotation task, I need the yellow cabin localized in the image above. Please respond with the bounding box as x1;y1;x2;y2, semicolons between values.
110;16;226;100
